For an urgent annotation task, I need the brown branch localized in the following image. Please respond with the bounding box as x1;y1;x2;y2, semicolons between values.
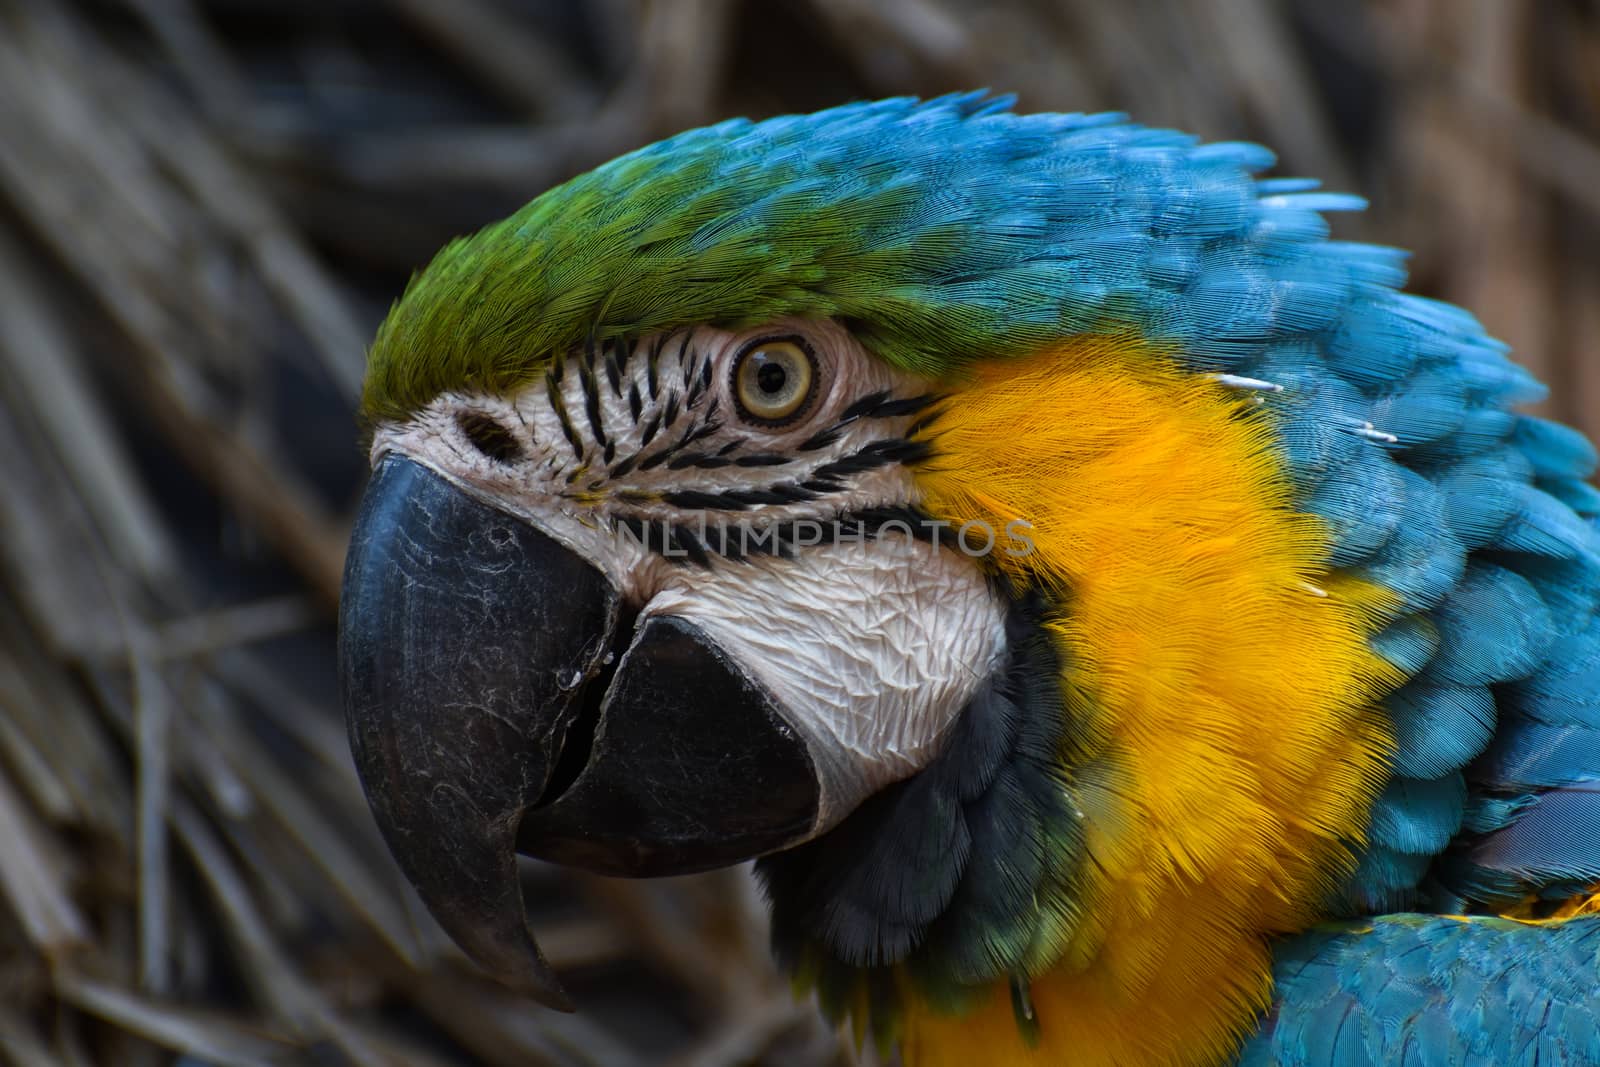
387;0;600;118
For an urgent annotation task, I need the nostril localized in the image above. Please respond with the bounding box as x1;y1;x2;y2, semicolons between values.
457;412;525;463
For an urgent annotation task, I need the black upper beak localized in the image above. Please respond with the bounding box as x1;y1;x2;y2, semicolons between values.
339;455;819;1006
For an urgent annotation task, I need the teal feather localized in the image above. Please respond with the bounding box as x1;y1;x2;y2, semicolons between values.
1544;477;1600;517
1383;679;1497;781
1255;356;1368;493
1425;563;1555;687
1366;775;1466;856
1438;465;1523;549
1510;622;1600;728
1366;367;1468;448
1340;846;1436;910
1514;416;1599;481
1239;916;1600;1067
1323;302;1421;388
1368;614;1439;676
1346;472;1465;613
1462;793;1540;836
1309;447;1406;567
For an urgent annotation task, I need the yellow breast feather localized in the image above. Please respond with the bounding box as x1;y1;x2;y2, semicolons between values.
907;338;1402;1067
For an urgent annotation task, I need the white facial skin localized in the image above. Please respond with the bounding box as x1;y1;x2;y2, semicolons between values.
370;317;1009;832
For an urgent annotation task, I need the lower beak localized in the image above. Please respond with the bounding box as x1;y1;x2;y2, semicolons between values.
338;456;819;1007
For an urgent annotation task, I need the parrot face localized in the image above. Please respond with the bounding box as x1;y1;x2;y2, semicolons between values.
342;315;1011;1005
342;93;1600;1066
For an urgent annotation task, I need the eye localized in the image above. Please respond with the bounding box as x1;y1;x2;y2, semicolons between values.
731;336;818;426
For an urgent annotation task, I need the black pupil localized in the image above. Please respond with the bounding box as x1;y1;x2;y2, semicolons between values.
755;359;788;394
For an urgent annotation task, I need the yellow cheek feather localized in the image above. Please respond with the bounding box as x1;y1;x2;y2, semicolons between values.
904;338;1403;1067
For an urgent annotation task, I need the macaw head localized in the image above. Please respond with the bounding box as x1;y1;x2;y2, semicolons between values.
341;94;1416;1061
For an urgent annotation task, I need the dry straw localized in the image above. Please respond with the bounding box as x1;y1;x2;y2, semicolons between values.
0;1;1594;1064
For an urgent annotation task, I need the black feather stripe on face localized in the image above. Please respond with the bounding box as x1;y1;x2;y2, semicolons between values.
502;330;941;566
388;324;947;570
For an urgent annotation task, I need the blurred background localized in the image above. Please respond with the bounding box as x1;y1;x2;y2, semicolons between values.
0;1;1596;1064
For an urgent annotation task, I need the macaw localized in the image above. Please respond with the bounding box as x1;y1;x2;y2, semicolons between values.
338;94;1600;1066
